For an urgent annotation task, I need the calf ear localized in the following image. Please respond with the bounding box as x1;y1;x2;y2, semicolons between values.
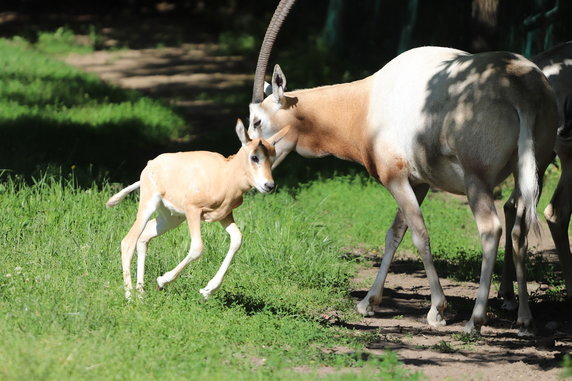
269;125;291;146
272;64;287;103
235;118;251;147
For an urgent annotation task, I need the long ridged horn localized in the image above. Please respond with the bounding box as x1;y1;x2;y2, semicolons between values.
251;0;297;104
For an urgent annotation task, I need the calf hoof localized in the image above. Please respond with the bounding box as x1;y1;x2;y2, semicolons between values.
199;287;212;300
156;276;168;291
125;290;133;301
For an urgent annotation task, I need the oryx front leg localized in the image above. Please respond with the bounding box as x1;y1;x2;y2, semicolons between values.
357;184;430;317
200;214;242;299
135;210;184;297
156;209;203;290
464;176;502;335
120;192;161;301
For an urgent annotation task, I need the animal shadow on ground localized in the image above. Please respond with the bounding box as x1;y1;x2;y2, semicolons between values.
334;250;572;377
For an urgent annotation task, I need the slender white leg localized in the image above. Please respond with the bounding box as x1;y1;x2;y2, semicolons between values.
544;159;572;299
120;192;161;300
357;184;429;316
463;175;502;334
200;214;242;299
499;193;518;311
135;209;184;296
511;197;535;336
359;181;446;326
156;209;203;290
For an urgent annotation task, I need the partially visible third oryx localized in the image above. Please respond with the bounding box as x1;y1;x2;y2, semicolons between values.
246;0;558;335
500;41;572;309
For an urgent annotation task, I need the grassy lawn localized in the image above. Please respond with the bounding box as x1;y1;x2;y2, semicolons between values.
0;33;569;380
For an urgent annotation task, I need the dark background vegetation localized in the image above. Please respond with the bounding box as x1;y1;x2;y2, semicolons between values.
1;0;571;184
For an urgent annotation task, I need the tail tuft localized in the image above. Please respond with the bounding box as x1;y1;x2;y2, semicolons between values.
105;181;141;208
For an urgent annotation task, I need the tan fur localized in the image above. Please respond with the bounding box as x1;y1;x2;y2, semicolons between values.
107;121;289;300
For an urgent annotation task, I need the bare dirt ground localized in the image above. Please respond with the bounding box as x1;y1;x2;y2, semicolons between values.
344;202;572;381
64;43;572;381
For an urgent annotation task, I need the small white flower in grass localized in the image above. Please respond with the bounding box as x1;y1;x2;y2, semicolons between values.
5;274;12;278
14;266;22;275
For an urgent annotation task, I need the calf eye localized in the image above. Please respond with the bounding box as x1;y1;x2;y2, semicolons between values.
251;155;259;163
254;120;261;127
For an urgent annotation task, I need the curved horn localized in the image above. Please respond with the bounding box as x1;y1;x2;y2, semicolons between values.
252;0;297;104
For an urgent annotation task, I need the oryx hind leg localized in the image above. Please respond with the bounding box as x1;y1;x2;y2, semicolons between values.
499;193;517;311
385;180;446;327
464;174;502;335
544;157;572;299
357;184;430;317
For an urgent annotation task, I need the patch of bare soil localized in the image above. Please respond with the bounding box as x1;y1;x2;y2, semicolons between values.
65;43;252;138
344;198;572;381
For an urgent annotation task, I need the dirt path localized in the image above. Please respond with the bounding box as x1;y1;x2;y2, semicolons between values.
65;45;571;381
65;43;252;138
345;197;572;381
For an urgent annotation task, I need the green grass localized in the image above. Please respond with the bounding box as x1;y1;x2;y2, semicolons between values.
1;29;569;379
0;176;425;381
0;38;188;183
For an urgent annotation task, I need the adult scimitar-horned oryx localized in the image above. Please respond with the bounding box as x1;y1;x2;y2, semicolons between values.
107;120;289;301
500;41;572;308
247;0;558;335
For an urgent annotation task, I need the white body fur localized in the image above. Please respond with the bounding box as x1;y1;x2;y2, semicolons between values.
248;46;558;334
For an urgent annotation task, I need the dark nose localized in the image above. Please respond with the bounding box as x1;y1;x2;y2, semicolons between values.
264;182;275;192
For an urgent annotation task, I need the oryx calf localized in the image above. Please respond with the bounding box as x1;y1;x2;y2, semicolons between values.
106;120;289;300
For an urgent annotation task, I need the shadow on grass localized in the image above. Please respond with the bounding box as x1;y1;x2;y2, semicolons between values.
0;116;177;185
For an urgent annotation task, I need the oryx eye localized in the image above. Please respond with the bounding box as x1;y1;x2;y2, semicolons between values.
254;120;261;127
251;155;259;163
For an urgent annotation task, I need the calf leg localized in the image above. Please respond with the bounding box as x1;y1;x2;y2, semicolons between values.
464;175;502;335
120;192;161;300
200;214;242;299
135;209;184;296
156;209;203;289
357;184;430;317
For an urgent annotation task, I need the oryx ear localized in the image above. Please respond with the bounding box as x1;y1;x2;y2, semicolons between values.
264;81;272;97
235;118;251;147
269;125;291;146
272;64;287;103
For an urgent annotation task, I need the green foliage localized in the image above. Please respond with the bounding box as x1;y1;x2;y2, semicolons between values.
218;31;257;55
